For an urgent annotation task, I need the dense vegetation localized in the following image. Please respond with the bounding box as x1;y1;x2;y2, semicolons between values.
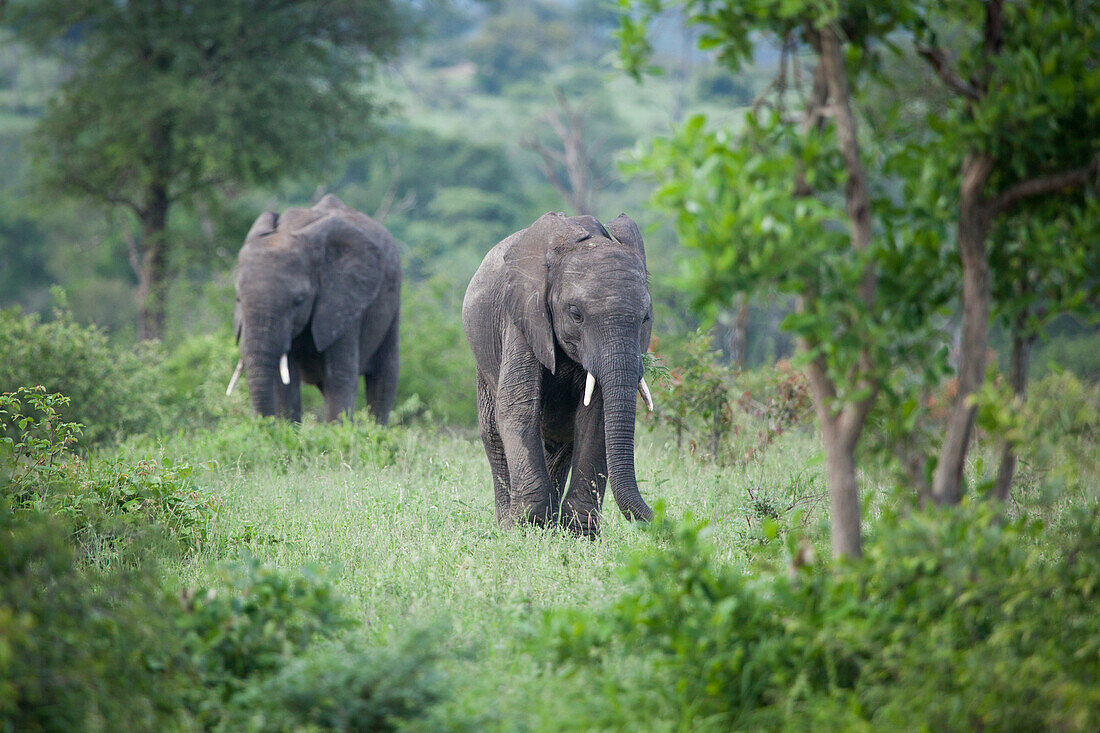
1;0;1098;729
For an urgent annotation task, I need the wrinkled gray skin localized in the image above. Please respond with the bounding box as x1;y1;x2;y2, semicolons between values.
462;212;655;537
233;194;400;424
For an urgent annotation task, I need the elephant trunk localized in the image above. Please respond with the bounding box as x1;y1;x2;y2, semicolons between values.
598;346;653;523
241;317;285;418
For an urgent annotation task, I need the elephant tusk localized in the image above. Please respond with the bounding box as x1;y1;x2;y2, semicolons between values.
279;353;290;385
638;377;654;412
226;359;244;396
583;371;596;407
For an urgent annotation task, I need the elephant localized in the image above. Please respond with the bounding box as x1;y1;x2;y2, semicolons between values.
226;194;401;424
462;212;656;537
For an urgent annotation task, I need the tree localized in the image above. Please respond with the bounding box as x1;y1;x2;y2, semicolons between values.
911;0;1100;504
4;0;405;340
620;0;949;558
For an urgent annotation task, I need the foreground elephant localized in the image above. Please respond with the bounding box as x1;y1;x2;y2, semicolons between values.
227;194;400;424
462;212;656;537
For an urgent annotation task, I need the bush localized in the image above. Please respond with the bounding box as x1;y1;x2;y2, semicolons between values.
538;506;1100;731
221;632;448;732
2;387;216;564
0;507;195;731
177;557;355;726
0;303;168;445
161;330;251;429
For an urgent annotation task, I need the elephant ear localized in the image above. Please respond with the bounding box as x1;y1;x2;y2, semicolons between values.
605;213;647;267
295;214;384;353
246;211;279;241
503;212;588;374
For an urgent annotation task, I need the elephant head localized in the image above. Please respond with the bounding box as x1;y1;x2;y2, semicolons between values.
505;212;655;522
230;196;384;417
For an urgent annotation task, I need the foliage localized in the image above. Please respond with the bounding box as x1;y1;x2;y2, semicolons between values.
178;556;355;723
648;334;813;464
648;329;736;458
0;386;81;498
0;303;168;444
538;506;1100;730
120;413;405;475
2;386;216;565
974;370;1100;498
397;277;478;426
160;329;252;429
221;632;449;733
465;3;573;93
3;0;408;337
736;358;814;464
0;506;195;731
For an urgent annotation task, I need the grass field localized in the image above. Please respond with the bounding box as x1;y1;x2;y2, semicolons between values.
144;418;825;729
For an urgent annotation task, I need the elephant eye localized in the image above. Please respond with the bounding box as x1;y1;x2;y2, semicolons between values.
292;293;306;306
568;305;583;324
642;311;651;324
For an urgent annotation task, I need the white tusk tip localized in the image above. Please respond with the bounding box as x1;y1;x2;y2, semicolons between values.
638;377;654;412
279;353;290;385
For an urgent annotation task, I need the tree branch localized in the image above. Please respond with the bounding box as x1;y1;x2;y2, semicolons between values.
992;159;1099;213
915;43;980;101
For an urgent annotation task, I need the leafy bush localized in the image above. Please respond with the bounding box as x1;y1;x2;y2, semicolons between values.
161;329;251;428
177;557;357;727
648;333;813;463
538;506;1100;731
0;387;82;500
2;387;216;563
0;303;168;444
221;632;448;732
0;507;195;731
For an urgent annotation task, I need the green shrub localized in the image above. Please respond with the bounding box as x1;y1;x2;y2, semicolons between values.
0;507;195;731
178;556;355;723
221;632;448;732
0;304;168;444
538;506;1100;731
2;387;216;564
161;330;251;428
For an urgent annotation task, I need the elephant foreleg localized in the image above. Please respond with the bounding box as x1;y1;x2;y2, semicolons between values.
476;371;511;526
364;315;399;425
561;392;607;538
322;332;360;422
495;328;555;526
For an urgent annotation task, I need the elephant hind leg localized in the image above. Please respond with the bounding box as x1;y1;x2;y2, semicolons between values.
546;442;572;523
364;315;399;425
477;372;511;525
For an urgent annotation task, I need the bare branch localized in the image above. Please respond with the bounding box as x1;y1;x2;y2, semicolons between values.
521;87;596;215
373;152;417;223
915;43;981;101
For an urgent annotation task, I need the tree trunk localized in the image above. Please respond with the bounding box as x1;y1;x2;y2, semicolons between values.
819;407;863;559
730;292;749;368
799;26;877;559
932;154;994;504
993;317;1032;501
136;181;170;341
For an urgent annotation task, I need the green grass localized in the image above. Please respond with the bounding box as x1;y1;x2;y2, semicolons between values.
143;420;824;728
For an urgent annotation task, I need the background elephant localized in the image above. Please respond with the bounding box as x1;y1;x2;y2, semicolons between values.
462;212;656;537
227;194;401;424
